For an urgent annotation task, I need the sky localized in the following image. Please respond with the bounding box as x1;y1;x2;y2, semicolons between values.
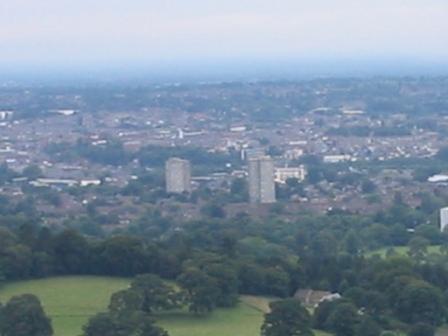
1;0;447;78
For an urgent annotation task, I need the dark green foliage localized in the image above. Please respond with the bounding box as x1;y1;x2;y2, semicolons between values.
408;323;435;336
109;289;144;313
238;263;290;298
177;268;220;314
108;274;182;315
361;179;376;193
83;311;168;336
394;280;444;326
0;294;53;336
344;288;387;315
326;302;358;336
261;299;313;336
22;165;43;180
92;236;157;276
230;178;249;202
306;167;323;184
176;260;239;313
313;300;339;330
200;203;226;218
52;229;90;274
407;237;430;261
204;263;239;307
354;316;382;336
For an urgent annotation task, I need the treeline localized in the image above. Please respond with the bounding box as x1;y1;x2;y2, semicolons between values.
2;198;448;335
0;225;294;300
0;227;178;280
45;140;240;170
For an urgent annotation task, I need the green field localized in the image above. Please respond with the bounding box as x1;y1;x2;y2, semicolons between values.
0;276;331;336
368;245;442;258
0;276;131;336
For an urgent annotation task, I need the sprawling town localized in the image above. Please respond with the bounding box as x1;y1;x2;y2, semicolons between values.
1;77;448;231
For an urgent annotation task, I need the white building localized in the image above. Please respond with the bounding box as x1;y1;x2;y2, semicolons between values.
440;207;448;232
230;125;247;132
248;156;276;204
0;111;14;120
80;179;102;187
165;158;191;193
30;178;78;188
275;166;307;183
323;155;352;163
55;109;77;116
428;175;448;183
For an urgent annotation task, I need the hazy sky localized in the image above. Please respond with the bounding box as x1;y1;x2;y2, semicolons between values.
1;0;447;73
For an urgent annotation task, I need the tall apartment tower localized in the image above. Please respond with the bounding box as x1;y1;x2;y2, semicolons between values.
248;156;276;204
440;207;448;232
165;158;191;193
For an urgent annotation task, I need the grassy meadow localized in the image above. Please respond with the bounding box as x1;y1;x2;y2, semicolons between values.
0;276;332;336
0;276;131;336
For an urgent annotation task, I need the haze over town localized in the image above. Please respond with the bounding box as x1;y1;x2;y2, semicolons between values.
1;2;448;336
1;0;448;80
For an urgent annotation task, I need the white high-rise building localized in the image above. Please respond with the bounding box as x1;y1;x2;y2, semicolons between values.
440;207;448;232
248;156;276;204
165;158;191;193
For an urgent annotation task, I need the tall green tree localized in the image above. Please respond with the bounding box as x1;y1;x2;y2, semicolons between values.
109;274;181;314
52;229;89;274
407;237;430;261
354;316;382;336
394;280;444;326
326;302;358;336
204;263;239;307
0;294;53;336
177;268;220;314
83;311;168;336
261;299;313;336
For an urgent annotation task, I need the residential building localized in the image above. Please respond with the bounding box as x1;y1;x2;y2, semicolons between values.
165;158;191;193
248;156;276;204
440;207;448;232
275;166;307;183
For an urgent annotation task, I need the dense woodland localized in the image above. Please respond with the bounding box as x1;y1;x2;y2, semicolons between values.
1;194;448;336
